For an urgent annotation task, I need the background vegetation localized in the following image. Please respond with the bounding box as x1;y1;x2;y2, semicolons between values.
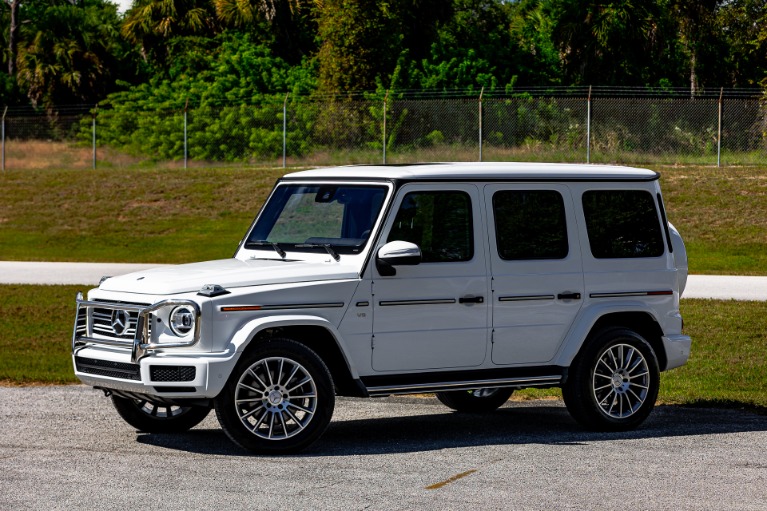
2;0;767;112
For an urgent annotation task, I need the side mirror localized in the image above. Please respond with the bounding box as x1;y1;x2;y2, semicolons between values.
376;241;422;276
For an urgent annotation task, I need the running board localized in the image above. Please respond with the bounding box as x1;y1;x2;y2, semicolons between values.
365;375;562;397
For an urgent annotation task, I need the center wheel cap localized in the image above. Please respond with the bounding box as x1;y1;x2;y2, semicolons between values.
612;373;625;388
268;389;283;406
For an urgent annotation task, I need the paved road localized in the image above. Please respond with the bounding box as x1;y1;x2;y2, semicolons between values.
1;386;766;510
0;261;765;300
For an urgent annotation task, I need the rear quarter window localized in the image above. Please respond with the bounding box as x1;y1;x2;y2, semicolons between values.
582;190;664;258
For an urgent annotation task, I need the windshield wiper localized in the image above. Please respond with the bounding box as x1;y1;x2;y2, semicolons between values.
244;240;286;259
295;243;340;262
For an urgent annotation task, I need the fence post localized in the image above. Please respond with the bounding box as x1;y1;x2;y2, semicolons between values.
479;87;484;162
717;87;723;167
2;106;6;172
283;93;289;168
92;106;97;170
383;90;389;164
183;98;189;170
586;86;592;164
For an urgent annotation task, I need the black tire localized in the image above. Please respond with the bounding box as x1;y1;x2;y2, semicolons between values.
111;396;211;433
214;338;335;454
435;388;514;413
562;328;660;432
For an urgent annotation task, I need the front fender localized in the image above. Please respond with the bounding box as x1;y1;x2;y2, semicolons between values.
227;314;359;379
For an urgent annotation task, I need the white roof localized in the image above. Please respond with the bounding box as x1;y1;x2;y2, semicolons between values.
283;162;658;181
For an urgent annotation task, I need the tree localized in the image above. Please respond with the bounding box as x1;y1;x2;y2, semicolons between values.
671;0;723;94
16;0;127;109
3;0;20;76
122;0;215;65
546;0;668;86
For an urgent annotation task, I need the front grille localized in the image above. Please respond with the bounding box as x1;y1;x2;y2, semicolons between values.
89;300;151;342
150;366;196;382
75;356;141;381
92;307;139;339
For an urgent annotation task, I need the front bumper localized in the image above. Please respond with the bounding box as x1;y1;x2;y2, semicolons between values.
73;346;239;399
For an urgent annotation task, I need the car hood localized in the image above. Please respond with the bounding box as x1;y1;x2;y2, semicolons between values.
98;258;360;296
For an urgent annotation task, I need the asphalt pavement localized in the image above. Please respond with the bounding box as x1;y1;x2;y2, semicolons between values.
1;386;766;510
0;261;764;300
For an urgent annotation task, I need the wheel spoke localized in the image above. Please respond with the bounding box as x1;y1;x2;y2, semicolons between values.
284;408;305;431
283;364;300;388
287;376;312;393
286;401;315;416
247;368;269;391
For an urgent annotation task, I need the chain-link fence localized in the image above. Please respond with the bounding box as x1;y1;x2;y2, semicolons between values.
1;87;765;170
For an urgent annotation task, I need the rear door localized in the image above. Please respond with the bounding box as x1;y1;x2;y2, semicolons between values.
484;184;584;365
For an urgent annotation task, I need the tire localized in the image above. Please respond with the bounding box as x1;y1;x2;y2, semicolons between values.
214;338;335;454
435;388;514;413
111;396;211;433
562;328;660;432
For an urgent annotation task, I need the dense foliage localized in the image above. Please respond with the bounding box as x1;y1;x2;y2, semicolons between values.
1;0;767;159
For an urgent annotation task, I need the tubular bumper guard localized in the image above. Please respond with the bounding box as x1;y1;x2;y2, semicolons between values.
72;292;201;363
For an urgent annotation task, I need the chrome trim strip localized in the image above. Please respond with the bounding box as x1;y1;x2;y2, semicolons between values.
498;295;556;302
366;375;562;396
590;290;673;298
219;302;345;312
379;299;457;307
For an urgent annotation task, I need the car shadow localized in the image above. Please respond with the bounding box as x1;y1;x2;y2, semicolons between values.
134;398;767;457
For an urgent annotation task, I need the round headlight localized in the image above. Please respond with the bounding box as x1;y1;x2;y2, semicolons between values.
169;306;196;337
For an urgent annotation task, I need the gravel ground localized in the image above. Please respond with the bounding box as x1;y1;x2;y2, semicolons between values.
1;385;766;510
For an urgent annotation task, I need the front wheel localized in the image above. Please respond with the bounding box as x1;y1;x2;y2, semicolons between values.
111;396;210;433
435;388;514;413
563;328;660;431
214;339;335;454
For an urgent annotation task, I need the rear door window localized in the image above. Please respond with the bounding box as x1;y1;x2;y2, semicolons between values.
492;190;569;260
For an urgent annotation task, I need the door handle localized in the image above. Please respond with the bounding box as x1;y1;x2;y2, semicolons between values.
557;292;582;300
459;296;484;304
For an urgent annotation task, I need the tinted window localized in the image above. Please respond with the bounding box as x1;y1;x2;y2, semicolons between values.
493;190;569;260
582;190;664;258
388;191;473;262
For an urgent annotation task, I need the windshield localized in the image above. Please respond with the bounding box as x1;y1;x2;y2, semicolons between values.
246;184;388;255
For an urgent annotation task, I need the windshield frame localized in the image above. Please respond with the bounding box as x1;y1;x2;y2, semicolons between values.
237;180;394;261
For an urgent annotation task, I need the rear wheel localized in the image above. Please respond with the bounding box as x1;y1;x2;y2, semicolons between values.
563;328;659;431
214;339;335;454
435;388;514;413
111;396;210;433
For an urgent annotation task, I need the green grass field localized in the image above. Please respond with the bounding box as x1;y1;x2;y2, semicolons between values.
0;164;765;273
1;284;765;411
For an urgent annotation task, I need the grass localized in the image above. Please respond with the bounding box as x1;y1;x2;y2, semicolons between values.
2;285;766;412
1;161;766;272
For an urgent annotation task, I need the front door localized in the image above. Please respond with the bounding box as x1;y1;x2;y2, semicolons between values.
371;184;490;371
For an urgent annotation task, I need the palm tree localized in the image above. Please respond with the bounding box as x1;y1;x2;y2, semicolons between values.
213;0;304;26
122;0;214;62
16;1;120;110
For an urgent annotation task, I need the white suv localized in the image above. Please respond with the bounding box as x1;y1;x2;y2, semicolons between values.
72;162;691;454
